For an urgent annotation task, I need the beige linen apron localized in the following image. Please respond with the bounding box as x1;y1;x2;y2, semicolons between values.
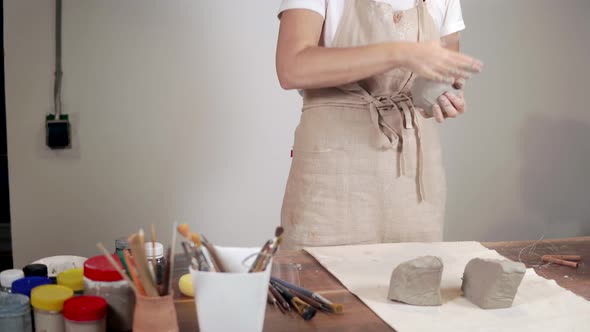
281;0;446;249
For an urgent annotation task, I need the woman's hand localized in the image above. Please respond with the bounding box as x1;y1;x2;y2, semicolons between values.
414;33;471;122
417;89;466;123
400;41;482;84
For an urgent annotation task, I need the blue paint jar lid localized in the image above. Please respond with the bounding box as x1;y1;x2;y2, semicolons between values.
11;277;53;298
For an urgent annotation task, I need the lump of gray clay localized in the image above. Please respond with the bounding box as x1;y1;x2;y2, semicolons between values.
411;77;454;114
461;258;526;309
388;256;443;306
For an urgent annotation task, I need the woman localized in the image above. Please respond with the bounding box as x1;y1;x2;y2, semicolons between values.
277;0;482;249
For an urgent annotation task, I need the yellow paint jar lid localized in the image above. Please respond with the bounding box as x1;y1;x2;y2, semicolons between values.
178;273;194;297
57;268;84;292
31;285;74;312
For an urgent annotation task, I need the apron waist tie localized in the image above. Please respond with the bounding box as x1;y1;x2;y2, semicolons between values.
346;89;427;202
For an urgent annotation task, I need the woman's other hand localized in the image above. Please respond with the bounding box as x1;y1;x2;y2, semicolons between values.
417;89;466;123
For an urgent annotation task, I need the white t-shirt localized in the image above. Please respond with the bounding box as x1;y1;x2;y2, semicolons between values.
278;0;465;47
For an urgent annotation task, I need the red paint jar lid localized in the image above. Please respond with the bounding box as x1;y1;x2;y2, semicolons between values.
63;296;107;322
83;254;123;282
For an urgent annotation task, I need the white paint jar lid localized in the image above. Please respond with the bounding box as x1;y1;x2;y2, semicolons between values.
144;242;164;258
0;269;25;288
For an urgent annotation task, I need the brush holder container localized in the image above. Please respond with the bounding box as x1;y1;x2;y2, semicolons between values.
190;246;273;332
132;293;178;332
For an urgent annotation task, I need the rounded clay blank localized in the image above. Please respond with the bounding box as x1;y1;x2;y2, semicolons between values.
411;78;455;114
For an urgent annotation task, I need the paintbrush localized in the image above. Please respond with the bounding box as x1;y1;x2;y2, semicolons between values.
200;234;226;272
249;240;272;273
151;224;157;283
271;280;316;321
116;250;131;278
258;227;284;272
123;250;146;296
178;224;211;271
269;290;287;314
166;221;178;295
271;277;343;313
96;243;138;294
177;223;191;240
191;233;211;272
291;290;327;312
273;226;284;248
269;283;290;313
254;241;272;272
267;290;275;305
129;232;160;297
160;247;172;296
267;289;286;315
181;241;199;270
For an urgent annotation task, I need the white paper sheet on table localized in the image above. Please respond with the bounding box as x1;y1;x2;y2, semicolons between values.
305;241;590;332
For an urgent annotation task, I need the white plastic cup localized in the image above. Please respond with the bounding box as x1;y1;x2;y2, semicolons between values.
190;246;272;332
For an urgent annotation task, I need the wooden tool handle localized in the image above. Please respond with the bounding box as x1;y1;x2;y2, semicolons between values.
129;234;160;296
543;254;582;261
542;255;578;268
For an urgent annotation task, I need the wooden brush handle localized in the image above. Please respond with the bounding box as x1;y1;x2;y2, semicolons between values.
96;243;138;295
123;250;146;296
129;235;160;296
202;241;226;272
269;284;290;312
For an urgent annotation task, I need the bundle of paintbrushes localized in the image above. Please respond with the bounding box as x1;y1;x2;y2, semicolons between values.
249;226;284;273
176;224;284;273
177;223;226;272
267;277;343;321
96;222;179;297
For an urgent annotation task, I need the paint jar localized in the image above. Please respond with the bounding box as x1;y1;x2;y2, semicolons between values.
23;264;49;278
0;293;33;332
1;269;25;293
11;276;53;298
84;254;134;331
144;242;166;285
63;296;107;332
190;246;272;332
58;268;84;295
132;293;178;332
30;284;74;332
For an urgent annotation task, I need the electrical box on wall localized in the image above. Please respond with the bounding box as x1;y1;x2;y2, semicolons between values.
46;114;71;149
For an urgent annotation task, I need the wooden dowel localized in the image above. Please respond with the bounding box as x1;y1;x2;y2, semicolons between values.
543;254;582;261
542;255;578;268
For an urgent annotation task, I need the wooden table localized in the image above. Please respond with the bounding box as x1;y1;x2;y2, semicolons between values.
172;237;590;331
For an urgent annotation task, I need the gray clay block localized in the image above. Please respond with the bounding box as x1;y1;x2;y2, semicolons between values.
461;258;526;309
410;77;454;112
388;256;443;306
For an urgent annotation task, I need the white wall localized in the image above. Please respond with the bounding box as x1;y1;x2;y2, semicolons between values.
4;0;589;266
5;0;301;267
443;0;590;241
